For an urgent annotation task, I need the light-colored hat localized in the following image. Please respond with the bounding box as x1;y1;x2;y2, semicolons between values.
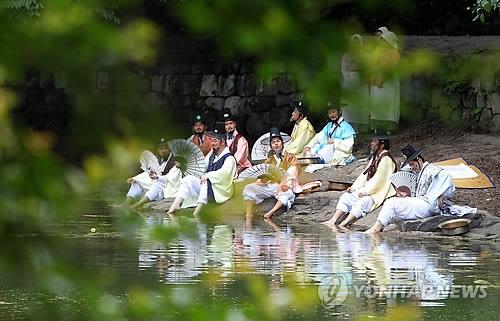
379;30;398;49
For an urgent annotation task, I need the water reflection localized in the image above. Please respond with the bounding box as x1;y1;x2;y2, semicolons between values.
137;215;491;309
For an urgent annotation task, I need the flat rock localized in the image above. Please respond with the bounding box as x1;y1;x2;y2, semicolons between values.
144;158;500;241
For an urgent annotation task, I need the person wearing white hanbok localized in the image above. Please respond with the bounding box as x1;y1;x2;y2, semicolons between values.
341;34;370;128
365;145;455;233
167;122;237;217
370;30;400;133
125;138;176;204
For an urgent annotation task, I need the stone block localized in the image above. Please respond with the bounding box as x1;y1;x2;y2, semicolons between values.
151;75;164;92
200;74;219;97
163;75;182;95
462;88;477;109
181;75;202;95
256;77;278;96
277;75;295;94
219;75;237;97
490;114;500;133
205;97;225;111
477;93;487;109
245;111;271;138
479;108;493;131
237;74;257;96
224;96;242;115
488;93;500;114
242;96;273;113
275;94;294;107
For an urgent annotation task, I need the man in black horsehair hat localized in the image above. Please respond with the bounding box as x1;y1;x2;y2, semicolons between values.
365;144;455;233
188;113;212;156
323;135;398;230
222;109;251;174
167;122;237;216
284;101;316;156
125;138;177;205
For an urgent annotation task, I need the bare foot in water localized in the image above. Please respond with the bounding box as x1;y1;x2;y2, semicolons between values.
263;212;273;220
338;222;351;232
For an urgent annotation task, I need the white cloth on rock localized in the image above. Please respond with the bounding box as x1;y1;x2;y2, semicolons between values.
336;192;375;218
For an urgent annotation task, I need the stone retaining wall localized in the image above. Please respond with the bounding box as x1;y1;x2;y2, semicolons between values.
37;36;500;141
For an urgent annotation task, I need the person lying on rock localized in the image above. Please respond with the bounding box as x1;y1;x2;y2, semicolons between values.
243;127;321;221
322;136;397;229
364;145;455;234
125;138;178;206
167;122;237;217
303;103;356;170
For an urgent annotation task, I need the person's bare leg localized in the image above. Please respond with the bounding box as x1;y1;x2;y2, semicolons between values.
245;200;255;229
130;196;151;210
167;196;183;214
364;221;384;234
263;201;284;220
322;209;345;227
192;203;204;217
338;213;357;229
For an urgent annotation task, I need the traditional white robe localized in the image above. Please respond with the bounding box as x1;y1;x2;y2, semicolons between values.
334;151;396;221
377;162;455;226
178;147;237;208
341;53;370;125
144;166;183;201
127;153;174;198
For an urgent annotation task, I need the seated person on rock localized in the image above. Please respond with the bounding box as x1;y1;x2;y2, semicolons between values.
167;122;237;217
129;115;211;209
303;104;356;168
283;101;316;157
365;145;455;234
243;127;322;220
125;138;177;205
323;136;397;229
222;109;252;174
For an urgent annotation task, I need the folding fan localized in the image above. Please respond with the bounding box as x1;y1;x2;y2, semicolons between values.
251;131;292;162
390;171;418;197
167;139;206;178
238;164;286;182
140;150;160;173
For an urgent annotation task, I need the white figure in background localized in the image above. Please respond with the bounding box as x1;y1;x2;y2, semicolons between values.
341;34;370;128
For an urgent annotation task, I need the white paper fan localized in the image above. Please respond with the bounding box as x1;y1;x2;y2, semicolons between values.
238;164;286;181
390;171;418;196
167;139;206;178
140;150;160;172
251;131;292;162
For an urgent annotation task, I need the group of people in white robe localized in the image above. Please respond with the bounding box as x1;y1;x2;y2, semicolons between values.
125;102;356;220
123;24;467;232
323;137;458;233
